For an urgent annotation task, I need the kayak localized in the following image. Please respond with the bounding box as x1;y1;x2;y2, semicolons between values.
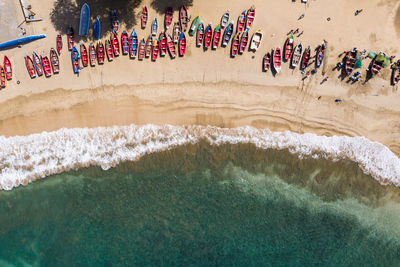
25;55;36;78
56;34;62;54
165;6;173;29
196;22;204;47
189;15;200;36
50;48;60;73
67;26;74;51
111;32;120;56
97;40;105;64
204;24;212;49
152;39;159;61
121;30;129;55
222;22;234;47
71;46;80;74
105;39;114;61
179;32;186;56
32;51;43;76
41;54;52;77
80;42;88;67
141;6;148;29
179;6;189;32
159;32;167;56
89;42;96;66
231;33;240;57
129;28;138;59
212;25;221;50
138;38;146;60
167;33;176;59
3;55;12;80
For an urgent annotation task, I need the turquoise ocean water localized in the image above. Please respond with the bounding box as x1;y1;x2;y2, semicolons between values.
1;143;400;266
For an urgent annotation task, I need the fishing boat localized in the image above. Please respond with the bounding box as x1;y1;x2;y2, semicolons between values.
344;49;357;76
67;26;74;51
105;39;114;61
370;52;386;76
392;67;400;85
237;10;246;33
151;18;158;36
71;46;80;74
0;34;46;50
152;39;159;61
204;24;212;49
301;46;311;70
3;56;12;80
263;53;271;72
79;3;90;36
167;33;176;59
315;43;326;68
159;32;167;57
32;52;43;76
196;22;204;47
0;66;5;88
121;30;129;55
283;37;294;61
239;29;249;54
111;10;119;32
56;34;62;54
97;40;105;64
93;16;101;40
273;48;282;73
111;32;120;56
245;6;256;28
189;15;200;36
249;30;262;51
165;7;173;29
50;48;60;73
41;53;52;77
173;22;180;44
141;6;148;29
179;6;189;32
25;55;36;78
89;42;96;66
230;33;240;57
80;42;88;67
291;43;303;68
220;11;229;28
212;25;221;50
138;38;146;60
145;35;153;58
222;22;234;47
129;29;138;59
179;32;186;56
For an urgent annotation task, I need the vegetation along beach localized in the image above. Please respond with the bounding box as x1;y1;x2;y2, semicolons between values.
0;0;399;265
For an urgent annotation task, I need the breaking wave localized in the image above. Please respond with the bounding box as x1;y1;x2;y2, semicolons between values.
0;124;399;190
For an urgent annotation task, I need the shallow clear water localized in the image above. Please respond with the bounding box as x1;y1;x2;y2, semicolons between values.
1;143;399;266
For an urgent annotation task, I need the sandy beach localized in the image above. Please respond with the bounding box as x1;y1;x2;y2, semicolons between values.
0;0;399;157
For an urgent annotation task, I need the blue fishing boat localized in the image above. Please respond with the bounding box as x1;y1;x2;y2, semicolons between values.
93;16;100;40
71;46;81;74
32;51;44;76
0;34;46;50
222;22;234;47
151;17;158;36
111;10;119;32
79;3;90;36
129;28;138;59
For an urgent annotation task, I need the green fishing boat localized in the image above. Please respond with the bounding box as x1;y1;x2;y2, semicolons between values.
189;15;201;36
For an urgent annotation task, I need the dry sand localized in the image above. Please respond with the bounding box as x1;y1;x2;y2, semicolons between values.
0;0;399;156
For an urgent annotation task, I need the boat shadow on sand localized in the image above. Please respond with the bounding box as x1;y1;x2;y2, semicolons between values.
50;0;142;42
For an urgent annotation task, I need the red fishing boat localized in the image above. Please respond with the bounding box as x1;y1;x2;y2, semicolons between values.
239;30;249;54
0;66;5;88
179;32;186;56
111;32;120;56
212;25;221;50
343;49;357;76
97;41;105;64
284;37;294;61
89;43;96;66
121;30;129;55
50;48;60;73
237;10;246;33
179;6;189;32
263;53;271;72
138;38;146;60
231;33;240;57
196;22;204;47
165;7;173;29
152;39;159;61
141;6;148;29
3;56;12;80
159;32;167;56
41;54;52;77
80;42;89;67
301;46;311;70
245;6;255;28
204;24;212;49
167;33;176;59
25;55;36;78
56;34;62;54
67;26;74;51
105;39;114;61
273;48;282;73
145;35;153;58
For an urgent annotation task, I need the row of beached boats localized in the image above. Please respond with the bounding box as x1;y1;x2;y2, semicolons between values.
262;36;326;73
0;56;12;88
25;48;60;79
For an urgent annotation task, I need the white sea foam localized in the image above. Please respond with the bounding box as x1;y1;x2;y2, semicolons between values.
0;124;399;190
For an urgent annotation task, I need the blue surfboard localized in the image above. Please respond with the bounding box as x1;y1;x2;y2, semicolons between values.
93;16;100;40
79;3;90;36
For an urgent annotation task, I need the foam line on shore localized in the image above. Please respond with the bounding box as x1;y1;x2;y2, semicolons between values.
0;124;399;190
